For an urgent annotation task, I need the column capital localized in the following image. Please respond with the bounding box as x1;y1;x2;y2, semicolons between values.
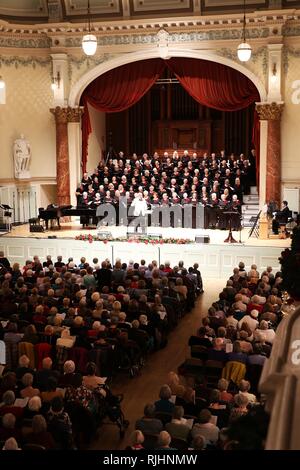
67;106;84;123
255;102;284;121
50;106;84;124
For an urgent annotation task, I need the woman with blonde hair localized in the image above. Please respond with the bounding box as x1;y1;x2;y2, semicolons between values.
125;430;144;450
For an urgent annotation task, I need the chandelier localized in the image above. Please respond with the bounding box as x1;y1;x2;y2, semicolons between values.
82;0;97;56
237;0;252;62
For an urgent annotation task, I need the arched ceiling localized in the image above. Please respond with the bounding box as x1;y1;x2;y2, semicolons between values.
0;0;298;24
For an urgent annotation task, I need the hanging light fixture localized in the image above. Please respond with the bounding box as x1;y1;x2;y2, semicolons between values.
237;0;252;62
82;0;97;56
0;76;5;89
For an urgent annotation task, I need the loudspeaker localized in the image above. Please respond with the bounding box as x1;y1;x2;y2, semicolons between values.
30;225;44;233
195;235;210;244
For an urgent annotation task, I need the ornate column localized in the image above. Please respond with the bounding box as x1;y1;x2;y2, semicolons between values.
256;102;284;207
50;106;78;206
68;107;84;206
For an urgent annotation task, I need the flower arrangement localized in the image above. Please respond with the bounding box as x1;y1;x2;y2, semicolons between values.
75;234;194;245
279;225;300;300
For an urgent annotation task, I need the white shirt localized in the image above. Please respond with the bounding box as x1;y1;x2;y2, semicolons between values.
131;198;148;216
238;315;259;332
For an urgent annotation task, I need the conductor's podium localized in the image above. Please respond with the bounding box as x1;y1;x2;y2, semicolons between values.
259;304;300;449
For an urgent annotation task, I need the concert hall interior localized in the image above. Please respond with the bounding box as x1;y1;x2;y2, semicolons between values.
0;0;300;454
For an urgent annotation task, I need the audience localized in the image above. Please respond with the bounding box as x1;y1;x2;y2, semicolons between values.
0;250;282;450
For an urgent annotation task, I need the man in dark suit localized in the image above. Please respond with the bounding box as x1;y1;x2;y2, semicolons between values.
272;200;291;234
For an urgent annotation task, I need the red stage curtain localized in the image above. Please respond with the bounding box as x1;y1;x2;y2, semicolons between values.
81;58;164;172
167;57;260;111
166;58;260;176
81;57;260;173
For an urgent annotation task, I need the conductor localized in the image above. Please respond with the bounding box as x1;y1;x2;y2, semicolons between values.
272;200;291;235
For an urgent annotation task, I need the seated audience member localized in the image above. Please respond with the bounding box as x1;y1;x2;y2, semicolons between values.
0;413;21;442
247;343;267;366
238;309;259;332
20;373;40;398
40;377;63;404
254;320;275;344
16;355;35;382
23;396;43;419
188;326;212;348
238;380;257;403
166;406;190;441
0;391;23;420
125;430;145;450
156;431;176;450
207;338;228;362
229;394;249;423
82;362;106;391
189;434;205;451
2;437;21;451
25;414;55;449
217;379;234;403
135;403;163;435
154;385;175;413
237;330;253;354
191;409;220;445
36;357;60;392
58;360;82;388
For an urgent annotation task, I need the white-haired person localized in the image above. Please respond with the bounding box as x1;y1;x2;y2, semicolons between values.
58;360;82;388
125;430;145;450
253;319;276;344
238;380;257;403
2;437;21;450
238;309;259;332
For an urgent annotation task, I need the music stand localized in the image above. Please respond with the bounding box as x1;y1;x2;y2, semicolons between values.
223;211;238;243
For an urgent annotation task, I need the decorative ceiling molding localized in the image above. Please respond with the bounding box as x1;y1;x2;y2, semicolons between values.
0;10;300;34
0;10;300;49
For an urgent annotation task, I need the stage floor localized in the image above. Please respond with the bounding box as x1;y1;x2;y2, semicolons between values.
1;221;290;248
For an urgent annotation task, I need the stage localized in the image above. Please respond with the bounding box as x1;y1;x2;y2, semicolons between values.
0;222;289;279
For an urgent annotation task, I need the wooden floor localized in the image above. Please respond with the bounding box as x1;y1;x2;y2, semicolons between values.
90;279;225;450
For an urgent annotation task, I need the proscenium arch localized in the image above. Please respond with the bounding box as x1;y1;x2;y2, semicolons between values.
68;48;267;106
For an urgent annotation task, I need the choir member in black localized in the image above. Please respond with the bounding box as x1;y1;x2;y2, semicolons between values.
218;194;230;229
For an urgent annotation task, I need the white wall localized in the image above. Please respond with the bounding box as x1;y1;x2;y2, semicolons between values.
0;61;56;180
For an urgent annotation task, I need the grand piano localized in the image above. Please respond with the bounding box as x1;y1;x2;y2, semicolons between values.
38;205;97;229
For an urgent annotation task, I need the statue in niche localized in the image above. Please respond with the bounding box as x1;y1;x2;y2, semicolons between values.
13;134;31;179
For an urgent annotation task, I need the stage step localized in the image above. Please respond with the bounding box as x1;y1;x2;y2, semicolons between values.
250;186;258;195
242;187;260;227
